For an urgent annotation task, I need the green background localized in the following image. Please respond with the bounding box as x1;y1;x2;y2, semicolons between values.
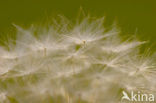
0;0;155;51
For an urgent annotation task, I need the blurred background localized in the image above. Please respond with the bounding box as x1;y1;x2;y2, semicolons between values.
0;0;155;51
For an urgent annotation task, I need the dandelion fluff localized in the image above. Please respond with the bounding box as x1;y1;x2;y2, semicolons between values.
0;16;155;103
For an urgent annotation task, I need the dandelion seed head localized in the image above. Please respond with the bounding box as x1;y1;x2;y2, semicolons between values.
0;16;155;103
